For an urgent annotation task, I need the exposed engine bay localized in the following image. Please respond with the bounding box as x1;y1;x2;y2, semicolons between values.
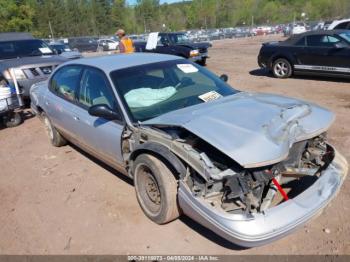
185;132;334;215
126;125;335;217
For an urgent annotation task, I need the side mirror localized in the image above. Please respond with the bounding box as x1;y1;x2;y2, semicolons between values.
220;74;228;82
88;104;120;120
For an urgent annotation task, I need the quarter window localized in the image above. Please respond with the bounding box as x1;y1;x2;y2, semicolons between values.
78;68;117;109
50;65;82;101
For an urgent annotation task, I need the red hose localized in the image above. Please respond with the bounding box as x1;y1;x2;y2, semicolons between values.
272;178;289;201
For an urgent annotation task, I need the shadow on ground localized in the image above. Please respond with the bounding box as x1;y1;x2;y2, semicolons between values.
180;215;248;251
68;142;249;250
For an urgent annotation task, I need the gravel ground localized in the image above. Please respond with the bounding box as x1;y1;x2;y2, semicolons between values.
0;35;349;255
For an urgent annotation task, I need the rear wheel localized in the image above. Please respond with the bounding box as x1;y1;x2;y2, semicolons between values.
272;58;292;78
41;112;67;147
3;112;23;128
133;154;180;224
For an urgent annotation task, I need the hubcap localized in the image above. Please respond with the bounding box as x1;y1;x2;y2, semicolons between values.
137;165;161;214
145;174;161;205
274;62;289;77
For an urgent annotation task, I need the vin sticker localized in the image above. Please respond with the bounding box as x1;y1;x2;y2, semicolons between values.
177;64;198;73
199;91;222;102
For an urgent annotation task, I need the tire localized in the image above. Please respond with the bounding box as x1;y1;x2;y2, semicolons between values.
133;154;180;224
272;58;292;78
198;58;207;66
3;112;23;128
41;112;67;147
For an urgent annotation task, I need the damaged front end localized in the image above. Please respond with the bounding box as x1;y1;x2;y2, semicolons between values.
125;124;347;247
122;93;348;247
175;132;348;247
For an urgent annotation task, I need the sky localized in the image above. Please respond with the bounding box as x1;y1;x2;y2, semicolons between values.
127;0;184;5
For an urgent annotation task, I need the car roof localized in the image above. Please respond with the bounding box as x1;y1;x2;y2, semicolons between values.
284;29;350;44
0;32;34;42
63;53;182;73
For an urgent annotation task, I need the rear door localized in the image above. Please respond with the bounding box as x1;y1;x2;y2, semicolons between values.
46;65;83;141
72;66;125;167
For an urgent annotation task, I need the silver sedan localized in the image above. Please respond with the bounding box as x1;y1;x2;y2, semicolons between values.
30;53;348;247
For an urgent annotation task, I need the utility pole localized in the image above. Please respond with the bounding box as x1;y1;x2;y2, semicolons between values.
49;20;55;41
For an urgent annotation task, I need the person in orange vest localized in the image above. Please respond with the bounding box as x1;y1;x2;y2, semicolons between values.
116;29;135;54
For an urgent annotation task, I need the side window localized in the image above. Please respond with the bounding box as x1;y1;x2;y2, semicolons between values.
78;68;117;110
50;65;82;101
158;35;169;46
295;37;306;46
327;36;340;44
307;35;330;47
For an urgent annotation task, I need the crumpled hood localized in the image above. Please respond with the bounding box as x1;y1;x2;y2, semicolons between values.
144;92;334;168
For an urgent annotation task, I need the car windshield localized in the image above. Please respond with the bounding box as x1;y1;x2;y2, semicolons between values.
169;34;191;44
0;39;54;59
339;32;350;43
110;60;238;122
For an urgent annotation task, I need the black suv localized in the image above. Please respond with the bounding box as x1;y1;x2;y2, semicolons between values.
134;32;211;65
0;32;68;98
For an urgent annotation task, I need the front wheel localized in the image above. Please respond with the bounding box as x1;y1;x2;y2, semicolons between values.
133;154;180;224
198;58;207;66
272;58;292;78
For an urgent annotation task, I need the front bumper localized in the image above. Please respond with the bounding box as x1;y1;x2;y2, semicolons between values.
258;54;267;68
189;53;208;63
178;150;348;247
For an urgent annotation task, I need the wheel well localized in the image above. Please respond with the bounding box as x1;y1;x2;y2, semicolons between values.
272;56;292;65
130;148;186;180
36;106;44;114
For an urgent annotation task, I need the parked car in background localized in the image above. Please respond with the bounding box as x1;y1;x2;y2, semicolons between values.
258;30;350;78
134;32;211;65
68;37;98;52
0;32;67;99
292;22;307;34
327;18;350;30
97;39;119;51
30;53;347;247
48;42;82;60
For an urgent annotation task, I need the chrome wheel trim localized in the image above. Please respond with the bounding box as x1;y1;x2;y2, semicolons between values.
274;61;289;77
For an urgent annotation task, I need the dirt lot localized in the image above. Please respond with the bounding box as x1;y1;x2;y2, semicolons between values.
0;35;349;255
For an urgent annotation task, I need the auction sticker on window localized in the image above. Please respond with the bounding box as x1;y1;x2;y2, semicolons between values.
199;91;222;102
39;47;52;54
177;64;198;73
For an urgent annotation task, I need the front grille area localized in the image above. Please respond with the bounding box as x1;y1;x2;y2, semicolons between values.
23;64;58;79
29;68;40;76
199;48;207;53
40;66;53;75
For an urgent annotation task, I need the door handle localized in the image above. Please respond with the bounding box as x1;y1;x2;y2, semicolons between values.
45;101;50;106
73;116;80;121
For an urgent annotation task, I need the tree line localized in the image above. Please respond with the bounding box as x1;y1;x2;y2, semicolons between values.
0;0;349;38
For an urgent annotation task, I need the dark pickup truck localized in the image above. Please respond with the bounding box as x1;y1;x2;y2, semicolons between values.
134;32;211;65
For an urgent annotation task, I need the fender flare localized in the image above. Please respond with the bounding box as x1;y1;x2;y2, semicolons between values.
129;142;187;178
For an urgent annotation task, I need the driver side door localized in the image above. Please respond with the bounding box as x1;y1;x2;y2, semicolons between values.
72;66;126;170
